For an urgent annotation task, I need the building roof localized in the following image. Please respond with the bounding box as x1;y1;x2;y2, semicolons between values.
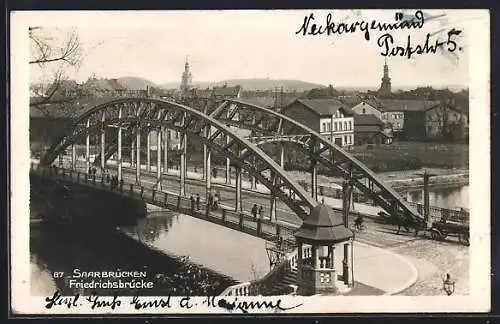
85;78;127;91
290;98;352;117
337;94;363;107
30;96;119;119
377;99;441;112
353;113;384;126
294;203;353;243
191;85;241;98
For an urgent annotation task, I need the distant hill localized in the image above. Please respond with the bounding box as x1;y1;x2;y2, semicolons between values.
117;77;158;90
160;78;326;92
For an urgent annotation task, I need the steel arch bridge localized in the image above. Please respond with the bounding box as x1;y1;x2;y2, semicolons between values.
183;97;425;225
40;97;318;220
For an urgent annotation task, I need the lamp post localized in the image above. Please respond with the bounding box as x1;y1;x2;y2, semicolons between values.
415;170;437;227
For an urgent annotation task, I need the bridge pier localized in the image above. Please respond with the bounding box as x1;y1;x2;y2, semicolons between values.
86;118;90;173
311;160;318;201
205;145;212;207
180;114;186;196
71;144;76;171
270;172;277;222
235;148;242;212
250;156;256;189
163;127;169;174
146;131;151;172
131;139;135;167
101;111;106;171
156;129;161;190
117;107;122;181
136;127;141;185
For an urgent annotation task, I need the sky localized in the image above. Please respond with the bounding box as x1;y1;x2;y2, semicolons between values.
23;9;488;89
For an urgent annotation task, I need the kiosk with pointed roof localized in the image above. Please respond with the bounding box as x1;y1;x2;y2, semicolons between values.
294;201;354;295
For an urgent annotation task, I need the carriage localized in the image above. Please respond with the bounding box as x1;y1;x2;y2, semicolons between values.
430;219;470;246
377;211;470;246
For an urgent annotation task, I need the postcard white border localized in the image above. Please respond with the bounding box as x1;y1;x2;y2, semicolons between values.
10;10;491;314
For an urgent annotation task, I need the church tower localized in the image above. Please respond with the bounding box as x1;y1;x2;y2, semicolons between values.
180;56;193;96
378;58;391;98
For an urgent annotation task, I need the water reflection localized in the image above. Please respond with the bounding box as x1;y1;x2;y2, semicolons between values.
403;185;469;209
30;219;236;297
120;210;271;283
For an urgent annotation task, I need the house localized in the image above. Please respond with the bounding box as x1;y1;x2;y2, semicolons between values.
377;99;441;135
353;114;393;145
350;98;384;120
424;103;468;140
283;98;354;147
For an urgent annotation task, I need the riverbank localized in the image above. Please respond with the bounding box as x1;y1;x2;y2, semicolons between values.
287;168;469;192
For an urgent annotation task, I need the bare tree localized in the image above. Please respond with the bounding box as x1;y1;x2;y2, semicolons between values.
29;27;83;109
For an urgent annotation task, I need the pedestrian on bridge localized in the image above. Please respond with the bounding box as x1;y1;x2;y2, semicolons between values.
196;194;200;210
213;194;219;210
190;195;195;213
106;172;110;184
251;204;258;220
208;193;214;208
258;205;263;219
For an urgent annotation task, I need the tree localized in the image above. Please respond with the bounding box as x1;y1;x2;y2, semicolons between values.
29;27;83;110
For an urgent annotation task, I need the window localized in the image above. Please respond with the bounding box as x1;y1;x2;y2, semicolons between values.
334;122;338;131
327;122;331;132
322;123;326;132
339;122;342;131
344;135;347;145
362;108;366;114
396;122;401;128
344;121;348;130
392;114;396;119
175;131;179;139
348;121;352;130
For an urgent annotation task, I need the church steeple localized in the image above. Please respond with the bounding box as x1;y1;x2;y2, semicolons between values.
180;55;193;96
378;58;392;98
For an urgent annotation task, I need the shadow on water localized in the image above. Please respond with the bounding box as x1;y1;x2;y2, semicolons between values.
30;184;237;297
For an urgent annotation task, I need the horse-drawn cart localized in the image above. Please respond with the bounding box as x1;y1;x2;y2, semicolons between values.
429;220;470;246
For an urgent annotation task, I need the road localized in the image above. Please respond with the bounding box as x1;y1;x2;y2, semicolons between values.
52;158;425;249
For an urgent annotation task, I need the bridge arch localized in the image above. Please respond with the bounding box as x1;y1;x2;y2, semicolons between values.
184;97;424;224
40;97;319;220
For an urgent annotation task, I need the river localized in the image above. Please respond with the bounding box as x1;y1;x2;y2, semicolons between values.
29;184;469;297
29;208;269;297
402;185;469;209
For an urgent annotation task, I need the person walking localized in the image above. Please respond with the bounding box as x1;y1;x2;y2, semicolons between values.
258;205;264;219
251;204;258;220
213;193;219;210
190;195;195;213
196;194;200;210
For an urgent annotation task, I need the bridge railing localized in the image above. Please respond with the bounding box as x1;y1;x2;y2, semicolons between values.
30;163;302;296
312;184;469;224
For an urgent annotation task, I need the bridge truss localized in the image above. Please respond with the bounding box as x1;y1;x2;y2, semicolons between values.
40;98;318;220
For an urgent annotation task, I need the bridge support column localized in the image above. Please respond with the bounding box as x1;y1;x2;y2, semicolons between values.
71;144;76;171
235;150;242;212
270;173;277;222
156;129;161;190
250;156;256;189
131;138;135;167
163;128;169;174
205;146;212;208
225;146;231;184
342;181;353;226
101;112;106;171
280;144;285;168
86;118;90;173
117;116;122;181
180;114;186;196
136;128;141;185
146;131;151;172
311;160;318;201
